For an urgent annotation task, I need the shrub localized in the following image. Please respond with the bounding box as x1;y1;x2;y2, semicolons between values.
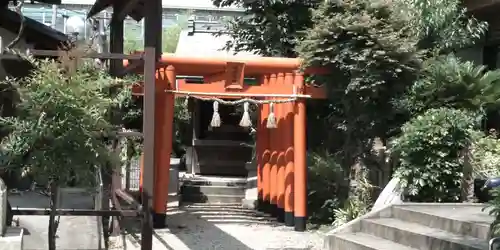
0;59;120;187
398;54;500;116
470;132;500;179
307;151;346;224
332;165;374;228
487;188;500;240
391;108;479;202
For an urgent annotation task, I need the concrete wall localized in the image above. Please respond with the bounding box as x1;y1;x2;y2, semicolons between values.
0;27;33;80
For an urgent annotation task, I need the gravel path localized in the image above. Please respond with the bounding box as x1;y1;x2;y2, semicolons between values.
114;204;325;250
8;190;102;250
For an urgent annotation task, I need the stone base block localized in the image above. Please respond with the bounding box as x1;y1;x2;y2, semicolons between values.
241;198;258;209
0;227;23;250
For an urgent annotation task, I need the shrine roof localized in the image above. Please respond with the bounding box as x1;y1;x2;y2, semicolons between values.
175;30;260;59
0;8;68;50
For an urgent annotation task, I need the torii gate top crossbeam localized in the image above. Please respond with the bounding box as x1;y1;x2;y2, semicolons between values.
124;52;325;75
126;52;327;99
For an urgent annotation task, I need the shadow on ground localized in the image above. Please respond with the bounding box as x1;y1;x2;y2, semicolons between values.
120;203;280;250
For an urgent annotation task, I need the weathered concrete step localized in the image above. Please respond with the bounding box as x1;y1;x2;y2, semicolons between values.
181;194;244;204
361;218;487;250
181;185;245;196
182;177;247;187
331;232;418;250
392;206;491;240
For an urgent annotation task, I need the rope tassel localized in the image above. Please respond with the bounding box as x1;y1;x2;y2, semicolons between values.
266;102;277;129
239;102;252;127
210;101;221;128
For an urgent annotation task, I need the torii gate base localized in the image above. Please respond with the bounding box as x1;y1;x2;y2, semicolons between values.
131;54;326;231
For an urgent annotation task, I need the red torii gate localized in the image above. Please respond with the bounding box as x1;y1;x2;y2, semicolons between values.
128;53;326;231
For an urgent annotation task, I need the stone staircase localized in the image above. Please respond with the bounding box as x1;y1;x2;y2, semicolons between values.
180;176;247;204
324;203;493;250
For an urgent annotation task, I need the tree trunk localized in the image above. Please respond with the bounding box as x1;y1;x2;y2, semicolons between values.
461;145;474;202
48;181;58;250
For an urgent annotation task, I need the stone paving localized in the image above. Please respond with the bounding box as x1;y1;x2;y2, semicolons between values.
112;204;325;250
7;191;325;250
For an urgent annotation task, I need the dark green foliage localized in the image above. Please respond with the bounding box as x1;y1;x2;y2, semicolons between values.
392;108;478;202
307;151;346;224
213;0;322;57
487;188;500;238
172;98;190;157
0;59;119;187
393;0;486;53
212;0;491;226
399;54;500;115
296;0;422;160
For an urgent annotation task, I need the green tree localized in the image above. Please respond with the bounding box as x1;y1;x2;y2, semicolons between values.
213;0;322;56
393;0;486;53
214;0;489;226
297;0;423;172
0;58;121;249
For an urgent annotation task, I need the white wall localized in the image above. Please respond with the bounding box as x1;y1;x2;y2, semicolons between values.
0;27;33;80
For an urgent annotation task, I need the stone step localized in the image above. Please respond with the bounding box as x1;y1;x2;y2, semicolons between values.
332;232;418;250
361;218;487;250
392;205;491;240
181;184;245;196
181;193;244;204
182;203;275;220
182;176;247;187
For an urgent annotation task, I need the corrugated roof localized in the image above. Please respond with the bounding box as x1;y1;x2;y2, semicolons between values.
86;0;242;22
